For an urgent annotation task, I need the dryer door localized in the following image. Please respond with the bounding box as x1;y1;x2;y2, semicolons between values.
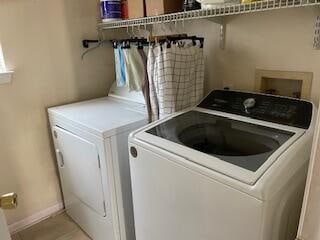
53;126;106;217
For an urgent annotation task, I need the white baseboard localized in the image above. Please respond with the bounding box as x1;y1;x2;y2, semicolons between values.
9;202;64;234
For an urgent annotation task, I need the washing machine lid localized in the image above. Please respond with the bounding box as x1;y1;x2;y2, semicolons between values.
136;109;304;185
147;110;296;172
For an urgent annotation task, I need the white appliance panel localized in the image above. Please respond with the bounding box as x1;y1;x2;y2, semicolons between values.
64;195;115;240
53;126;106;217
110;132;137;240
130;144;263;240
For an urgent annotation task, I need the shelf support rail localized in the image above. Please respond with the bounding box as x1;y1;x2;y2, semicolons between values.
208;17;226;49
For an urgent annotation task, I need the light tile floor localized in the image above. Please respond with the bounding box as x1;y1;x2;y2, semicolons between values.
11;212;91;240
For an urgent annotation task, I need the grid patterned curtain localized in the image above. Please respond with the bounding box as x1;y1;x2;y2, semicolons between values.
147;41;204;121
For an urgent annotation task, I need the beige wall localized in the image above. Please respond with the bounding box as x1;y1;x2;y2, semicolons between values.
0;0;319;227
0;0;115;224
184;7;320;104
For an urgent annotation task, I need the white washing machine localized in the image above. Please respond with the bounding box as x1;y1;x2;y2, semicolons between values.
48;83;148;240
129;90;317;240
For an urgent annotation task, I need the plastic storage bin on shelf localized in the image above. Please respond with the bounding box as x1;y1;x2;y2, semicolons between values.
100;0;122;22
196;0;240;8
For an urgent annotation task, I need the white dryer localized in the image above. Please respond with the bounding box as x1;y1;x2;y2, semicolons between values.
129;90;317;240
48;83;148;240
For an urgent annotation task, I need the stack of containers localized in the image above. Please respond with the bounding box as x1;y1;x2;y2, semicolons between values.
100;0;205;21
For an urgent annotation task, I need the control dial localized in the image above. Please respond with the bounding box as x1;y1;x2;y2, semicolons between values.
243;98;256;113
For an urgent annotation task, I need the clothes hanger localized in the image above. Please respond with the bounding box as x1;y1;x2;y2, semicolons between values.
147;34;204;48
82;26;149;59
147;33;188;43
112;38;149;49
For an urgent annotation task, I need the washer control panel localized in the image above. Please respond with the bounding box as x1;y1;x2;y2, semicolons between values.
198;90;313;129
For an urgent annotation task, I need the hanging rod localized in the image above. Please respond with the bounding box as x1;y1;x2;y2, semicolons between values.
81;39;111;59
98;0;320;30
82;39;100;48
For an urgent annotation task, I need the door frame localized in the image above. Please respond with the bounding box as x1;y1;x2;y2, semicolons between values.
0;209;11;240
297;103;320;240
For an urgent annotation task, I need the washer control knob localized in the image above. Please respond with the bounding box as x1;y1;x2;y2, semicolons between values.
243;98;256;113
130;146;138;158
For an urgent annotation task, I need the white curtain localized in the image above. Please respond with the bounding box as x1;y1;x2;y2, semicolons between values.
297;107;320;240
147;41;204;121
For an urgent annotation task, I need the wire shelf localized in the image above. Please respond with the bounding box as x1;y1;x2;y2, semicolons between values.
99;0;320;29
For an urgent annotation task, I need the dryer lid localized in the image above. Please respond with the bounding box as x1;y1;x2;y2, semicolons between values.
48;97;147;138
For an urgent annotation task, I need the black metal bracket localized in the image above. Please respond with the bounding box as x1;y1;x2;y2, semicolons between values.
82;39;100;48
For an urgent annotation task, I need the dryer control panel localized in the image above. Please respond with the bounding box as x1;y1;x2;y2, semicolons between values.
198;90;313;129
